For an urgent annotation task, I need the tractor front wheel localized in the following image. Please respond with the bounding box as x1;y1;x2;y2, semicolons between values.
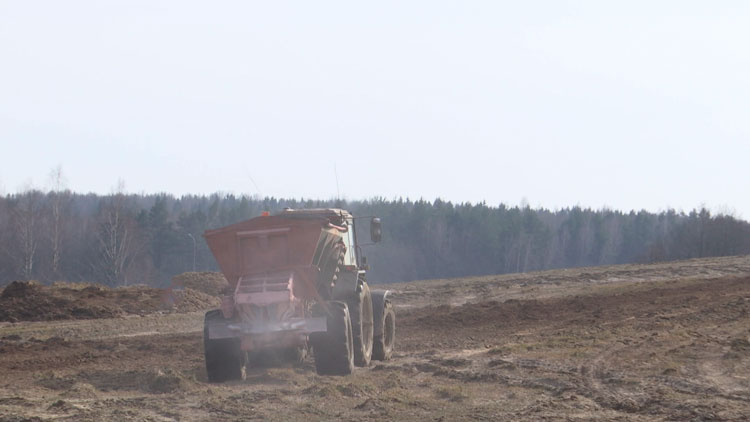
372;300;395;361
349;282;374;367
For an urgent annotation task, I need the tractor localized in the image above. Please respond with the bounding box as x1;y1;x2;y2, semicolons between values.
202;208;395;380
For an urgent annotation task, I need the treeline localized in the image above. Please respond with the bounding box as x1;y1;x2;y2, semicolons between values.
0;191;748;287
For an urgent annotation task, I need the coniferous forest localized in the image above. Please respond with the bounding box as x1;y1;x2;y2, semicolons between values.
1;190;748;287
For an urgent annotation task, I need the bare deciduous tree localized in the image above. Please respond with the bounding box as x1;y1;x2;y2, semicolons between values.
11;189;43;280
47;165;70;278
96;181;135;286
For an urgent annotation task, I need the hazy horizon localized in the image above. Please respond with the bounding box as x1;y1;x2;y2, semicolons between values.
2;1;748;218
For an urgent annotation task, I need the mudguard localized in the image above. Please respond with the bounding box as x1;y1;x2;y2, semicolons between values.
331;270;360;301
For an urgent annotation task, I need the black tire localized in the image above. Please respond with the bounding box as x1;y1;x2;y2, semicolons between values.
311;301;354;376
203;310;246;382
348;282;374;367
372;300;395;361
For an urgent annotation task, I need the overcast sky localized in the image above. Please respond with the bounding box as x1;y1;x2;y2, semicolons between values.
1;1;748;217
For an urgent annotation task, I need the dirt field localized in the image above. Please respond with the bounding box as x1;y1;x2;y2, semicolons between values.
1;257;749;421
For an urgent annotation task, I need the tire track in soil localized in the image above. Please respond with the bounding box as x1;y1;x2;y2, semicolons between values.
579;343;646;413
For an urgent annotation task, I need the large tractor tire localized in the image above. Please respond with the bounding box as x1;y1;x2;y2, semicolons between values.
348;282;374;367
203;310;247;382
372;299;395;361
310;301;354;376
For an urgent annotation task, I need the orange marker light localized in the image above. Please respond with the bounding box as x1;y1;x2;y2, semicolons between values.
261;211;270;216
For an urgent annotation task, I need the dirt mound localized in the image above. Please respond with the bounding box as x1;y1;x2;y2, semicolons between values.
0;281;219;323
168;288;221;313
171;272;229;296
0;281;118;322
1;280;43;299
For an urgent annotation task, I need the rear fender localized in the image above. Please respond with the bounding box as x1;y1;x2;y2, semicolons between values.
331;270;360;301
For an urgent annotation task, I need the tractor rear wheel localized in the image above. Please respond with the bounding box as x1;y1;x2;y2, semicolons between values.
372;300;395;361
203;310;246;382
311;301;354;376
349;282;374;367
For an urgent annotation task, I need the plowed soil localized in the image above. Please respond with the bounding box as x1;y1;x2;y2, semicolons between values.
1;256;749;421
0;280;219;323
